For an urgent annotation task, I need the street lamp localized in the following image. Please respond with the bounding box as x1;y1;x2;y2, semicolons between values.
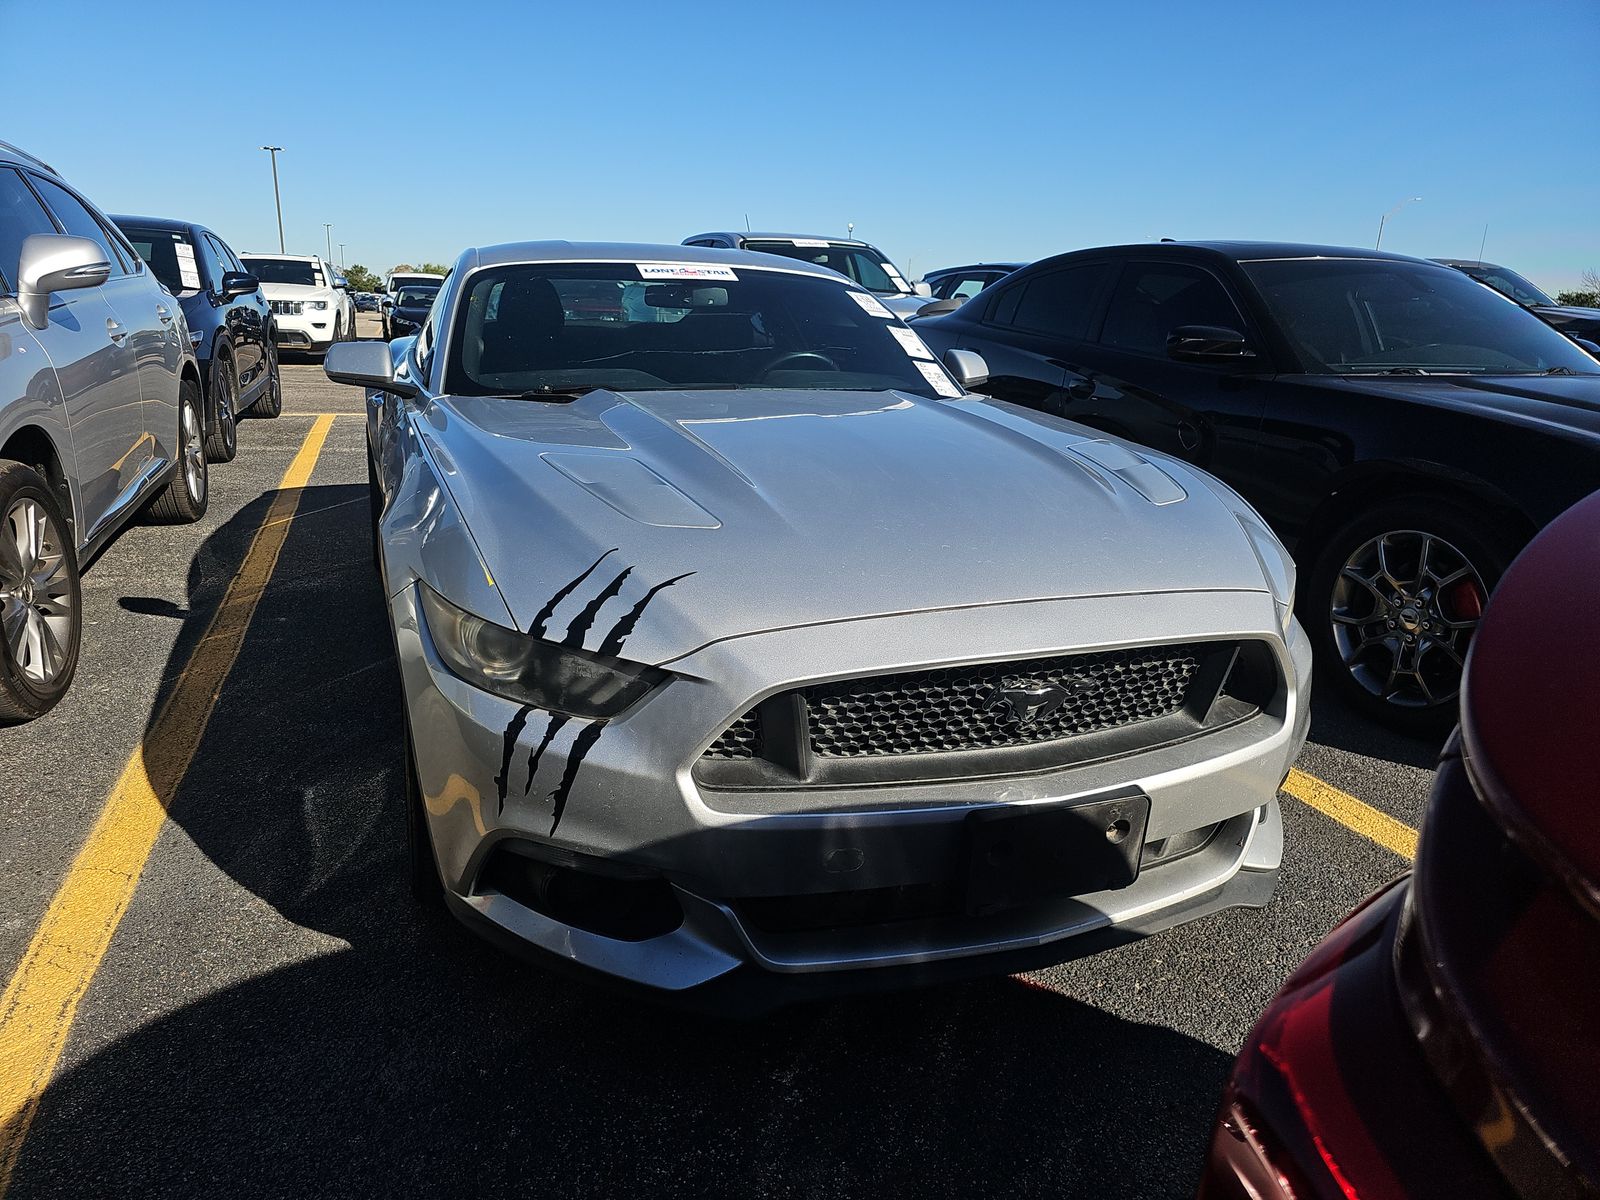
323;223;334;266
338;242;346;267
260;146;285;253
1375;197;1422;249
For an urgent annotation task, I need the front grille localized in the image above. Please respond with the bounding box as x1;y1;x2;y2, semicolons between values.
697;641;1264;789
270;299;303;316
806;647;1200;758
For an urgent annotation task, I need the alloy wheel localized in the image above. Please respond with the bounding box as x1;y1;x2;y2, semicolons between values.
0;497;74;685
1329;529;1486;708
182;395;207;504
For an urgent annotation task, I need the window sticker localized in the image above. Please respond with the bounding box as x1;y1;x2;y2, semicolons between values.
174;241;201;290
888;325;935;359
915;359;962;397
637;262;739;281
846;290;894;318
789;238;831;247
882;263;906;283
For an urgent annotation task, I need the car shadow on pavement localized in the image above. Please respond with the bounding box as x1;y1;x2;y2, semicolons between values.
10;483;1235;1200
1305;669;1446;772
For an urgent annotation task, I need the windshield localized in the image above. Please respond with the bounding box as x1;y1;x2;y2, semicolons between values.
741;240;910;295
444;262;960;399
243;257;323;287
1464;266;1557;308
1242;258;1599;375
119;226;197;294
396;286;439;307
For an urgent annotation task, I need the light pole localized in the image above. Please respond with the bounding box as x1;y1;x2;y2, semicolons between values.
338;242;346;267
260;146;285;253
323;223;334;265
1375;197;1422;249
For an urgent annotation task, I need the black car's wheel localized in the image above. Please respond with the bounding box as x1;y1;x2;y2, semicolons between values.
204;354;239;463
146;378;209;524
250;342;283;418
0;461;82;723
1307;497;1516;731
404;724;443;904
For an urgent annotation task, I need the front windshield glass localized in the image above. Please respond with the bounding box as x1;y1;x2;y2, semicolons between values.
444;262;959;399
243;257;322;287
1243;258;1598;375
396;286;439;307
742;241;909;295
119;226;194;294
1466;266;1556;308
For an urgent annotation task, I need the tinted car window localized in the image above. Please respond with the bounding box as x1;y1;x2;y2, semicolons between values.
242;257;320;286
1466;266;1555;308
119;225;198;293
939;273;993;301
0;168;61;291
741;241;902;295
27;175;127;276
192;232;226;291
203;234;238;282
1100;262;1242;355
991;263;1112;339
1243;258;1599;375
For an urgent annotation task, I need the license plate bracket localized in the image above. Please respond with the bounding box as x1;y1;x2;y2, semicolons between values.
965;790;1150;916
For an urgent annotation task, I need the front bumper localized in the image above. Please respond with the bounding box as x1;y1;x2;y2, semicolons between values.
393;583;1311;1002
270;308;335;349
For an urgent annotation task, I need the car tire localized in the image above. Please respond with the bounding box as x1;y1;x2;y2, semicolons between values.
366;447;383;569
249;342;283;418
404;724;443;904
145;378;209;524
1306;495;1519;732
204;353;240;463
0;461;82;723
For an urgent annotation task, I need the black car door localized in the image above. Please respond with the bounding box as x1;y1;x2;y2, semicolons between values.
955;261;1117;412
1058;258;1271;489
208;233;268;389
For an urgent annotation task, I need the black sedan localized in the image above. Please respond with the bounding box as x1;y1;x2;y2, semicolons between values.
383;283;439;340
1433;257;1600;345
114;214;283;459
915;241;1600;729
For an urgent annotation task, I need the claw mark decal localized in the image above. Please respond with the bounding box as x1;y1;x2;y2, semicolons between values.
562;566;633;649
528;548;617;638
495;704;536;812
596;572;695;658
547;722;604;834
524;712;571;795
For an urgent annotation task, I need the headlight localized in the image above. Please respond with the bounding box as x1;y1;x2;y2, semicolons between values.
418;584;665;717
308;300;329;311
1236;511;1296;634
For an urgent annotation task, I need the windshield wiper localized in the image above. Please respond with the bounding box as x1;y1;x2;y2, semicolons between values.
487;386;598;401
1543;366;1583;375
1364;366;1434;376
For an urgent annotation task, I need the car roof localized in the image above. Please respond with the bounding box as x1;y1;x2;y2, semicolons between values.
110;214;201;235
462;240;852;282
926;262;1026;276
242;252;321;262
688;231;876;248
1432;258;1505;271
0;140;58;176
1030;241;1445;270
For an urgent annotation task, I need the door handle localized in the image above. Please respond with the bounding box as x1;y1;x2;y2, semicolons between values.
106;319;128;344
1066;379;1095;400
156;305;174;324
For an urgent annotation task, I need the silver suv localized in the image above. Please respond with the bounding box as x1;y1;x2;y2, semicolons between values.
0;140;208;722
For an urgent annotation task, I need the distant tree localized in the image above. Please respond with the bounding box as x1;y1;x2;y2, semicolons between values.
344;264;382;293
418;262;450;276
389;262;415;274
1556;291;1600;307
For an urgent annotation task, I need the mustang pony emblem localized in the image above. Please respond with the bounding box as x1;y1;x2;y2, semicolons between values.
985;676;1096;728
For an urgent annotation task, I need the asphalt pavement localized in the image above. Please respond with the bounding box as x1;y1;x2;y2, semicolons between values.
0;312;1442;1198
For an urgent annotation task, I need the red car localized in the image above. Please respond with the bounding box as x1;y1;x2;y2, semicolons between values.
1199;491;1600;1199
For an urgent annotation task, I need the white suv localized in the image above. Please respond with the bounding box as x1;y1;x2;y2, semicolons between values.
240;252;354;356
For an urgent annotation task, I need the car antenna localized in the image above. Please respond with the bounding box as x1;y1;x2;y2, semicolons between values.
744;213;751;233
1477;223;1489;262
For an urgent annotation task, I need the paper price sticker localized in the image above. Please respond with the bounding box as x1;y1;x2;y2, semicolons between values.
888;325;935;360
789;238;831;247
174;241;201;291
637;262;739;281
846;290;894;319
915;359;962;398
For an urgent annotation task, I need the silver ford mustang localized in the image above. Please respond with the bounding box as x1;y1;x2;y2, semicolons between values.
324;242;1311;1006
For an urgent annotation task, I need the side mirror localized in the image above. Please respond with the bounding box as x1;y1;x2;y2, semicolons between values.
219;270;259;300
912;281;933;297
942;348;988;390
324;340;419;397
333;275;349;290
1166;324;1256;363
15;234;111;329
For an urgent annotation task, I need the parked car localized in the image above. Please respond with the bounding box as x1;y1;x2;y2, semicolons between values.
922;262;1026;301
356;291;380;312
1198;488;1600;1200
239;252;352;356
382;282;438;340
382;270;445;316
0;140;209;722
323;241;1309;1006
1434;257;1600;344
113;215;283;458
681;232;929;318
915;242;1600;729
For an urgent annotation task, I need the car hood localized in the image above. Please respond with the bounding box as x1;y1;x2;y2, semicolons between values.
418;389;1272;664
257;282;335;301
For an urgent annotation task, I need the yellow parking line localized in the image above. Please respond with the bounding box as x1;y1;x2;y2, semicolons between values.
0;415;335;1195
1282;767;1419;861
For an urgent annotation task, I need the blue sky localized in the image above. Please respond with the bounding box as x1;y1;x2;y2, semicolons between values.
6;0;1597;290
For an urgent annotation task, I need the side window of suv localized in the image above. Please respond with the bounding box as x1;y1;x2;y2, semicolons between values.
986;262;1113;341
0;168;61;291
195;233;227;292
1099;262;1245;356
26;174;128;276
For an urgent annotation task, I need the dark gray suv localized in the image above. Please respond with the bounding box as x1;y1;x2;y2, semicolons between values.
0;140;208;721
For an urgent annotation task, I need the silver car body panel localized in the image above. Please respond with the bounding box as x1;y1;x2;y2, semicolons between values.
358;241;1312;996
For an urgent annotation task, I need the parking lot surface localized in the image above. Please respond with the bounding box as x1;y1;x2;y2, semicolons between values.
0;314;1443;1198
